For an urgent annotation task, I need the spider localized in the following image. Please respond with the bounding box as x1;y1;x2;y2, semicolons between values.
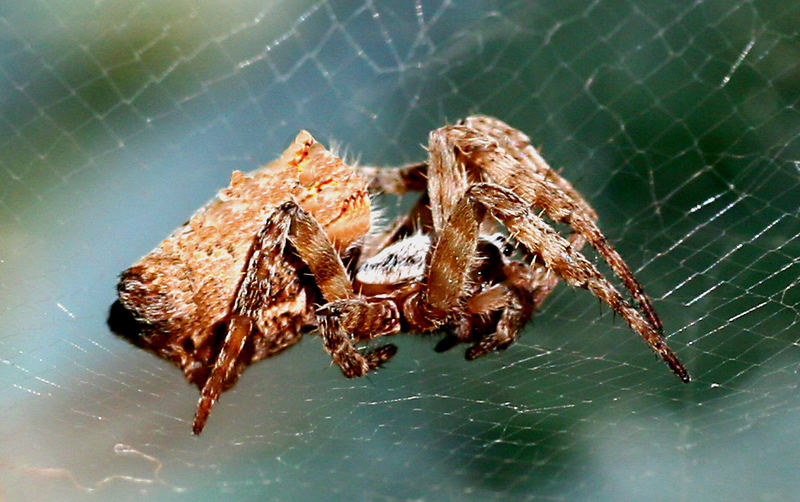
115;116;689;434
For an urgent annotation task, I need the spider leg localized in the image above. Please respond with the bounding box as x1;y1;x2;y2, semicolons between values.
453;118;594;325
316;298;401;377
463;262;539;359
427;127;470;232
432;282;511;352
192;201;398;434
434;122;664;334
438;182;690;382
416;190;483;326
285;202;401;377
357;161;428;195
524;231;589;313
459;114;599;222
193;203;296;434
451;253;577;358
464;290;531;360
502;166;664;334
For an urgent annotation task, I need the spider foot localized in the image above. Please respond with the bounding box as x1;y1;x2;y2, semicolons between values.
435;316;494;354
364;344;398;369
434;334;460;353
334;344;398;378
317;298;401;378
465;335;514;360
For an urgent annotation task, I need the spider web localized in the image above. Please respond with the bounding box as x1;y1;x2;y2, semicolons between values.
1;0;799;500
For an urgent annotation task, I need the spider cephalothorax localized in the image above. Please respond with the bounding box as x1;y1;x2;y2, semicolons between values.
116;116;689;434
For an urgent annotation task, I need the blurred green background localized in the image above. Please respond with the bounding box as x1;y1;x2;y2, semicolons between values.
1;1;799;500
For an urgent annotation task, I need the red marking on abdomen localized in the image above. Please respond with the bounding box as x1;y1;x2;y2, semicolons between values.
288;140;314;169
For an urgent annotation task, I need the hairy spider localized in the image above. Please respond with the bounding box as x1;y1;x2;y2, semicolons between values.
115;116;689;434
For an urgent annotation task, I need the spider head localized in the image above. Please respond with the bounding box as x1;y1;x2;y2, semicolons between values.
288;131;370;251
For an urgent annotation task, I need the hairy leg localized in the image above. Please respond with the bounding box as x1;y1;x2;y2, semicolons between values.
192;201;399;433
433;121;664;334
317;298;400;377
459;115;599;222
424;182;689;382
193;203;296;434
462;262;538;359
357;161;428;195
286;202;402;377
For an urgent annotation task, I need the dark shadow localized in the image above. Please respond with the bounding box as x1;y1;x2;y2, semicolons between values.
107;299;146;342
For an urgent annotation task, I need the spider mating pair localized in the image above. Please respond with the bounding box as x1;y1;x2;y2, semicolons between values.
116;115;689;434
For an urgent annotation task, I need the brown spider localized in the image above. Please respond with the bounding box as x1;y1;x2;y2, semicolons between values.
115;116;689;435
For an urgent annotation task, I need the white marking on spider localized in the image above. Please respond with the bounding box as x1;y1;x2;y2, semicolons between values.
357;233;431;285
357;232;513;286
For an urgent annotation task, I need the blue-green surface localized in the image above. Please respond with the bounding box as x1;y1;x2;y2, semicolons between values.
1;1;799;500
